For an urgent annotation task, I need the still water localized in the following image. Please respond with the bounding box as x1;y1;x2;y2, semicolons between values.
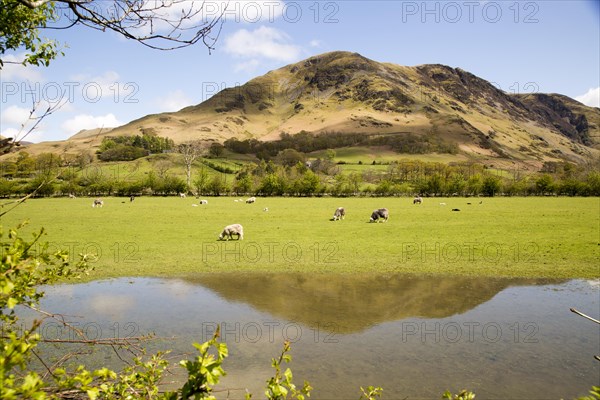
23;274;600;399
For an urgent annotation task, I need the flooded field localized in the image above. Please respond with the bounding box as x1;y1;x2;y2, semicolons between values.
21;274;600;399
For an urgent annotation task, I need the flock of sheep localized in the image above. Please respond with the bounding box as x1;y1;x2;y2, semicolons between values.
216;197;393;243
89;193;468;242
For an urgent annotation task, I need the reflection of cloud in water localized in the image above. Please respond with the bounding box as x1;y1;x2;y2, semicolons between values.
89;295;135;319
30;276;598;400
586;279;600;287
151;279;197;300
42;284;75;297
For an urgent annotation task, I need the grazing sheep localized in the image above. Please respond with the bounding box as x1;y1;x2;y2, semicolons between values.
179;193;186;198
413;196;423;204
369;208;389;223
199;200;208;205
192;204;198;207
218;224;244;241
263;207;269;212
68;194;76;199
452;208;461;212
332;207;345;221
92;198;104;208
439;202;447;206
130;195;135;202
246;196;256;204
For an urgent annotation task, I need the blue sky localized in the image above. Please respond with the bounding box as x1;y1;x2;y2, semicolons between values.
1;0;599;143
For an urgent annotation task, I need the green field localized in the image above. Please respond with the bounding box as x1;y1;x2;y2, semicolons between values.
1;197;598;280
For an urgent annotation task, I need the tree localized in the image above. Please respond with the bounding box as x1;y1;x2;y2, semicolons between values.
207;174;229;196
75;151;94;169
586;171;600;196
325;149;336;161
0;0;60;67
97;144;149;161
0;160;17;177
424;173;445;196
154;159;172;179
258;173;286;196
277;149;306;168
348;172;363;194
1;0;225;68
209;142;225;158
15;151;35;177
233;174;254;195
294;170;321;196
178;141;204;191
466;174;483;196
482;175;502;197
193;167;210;196
535;174;555;195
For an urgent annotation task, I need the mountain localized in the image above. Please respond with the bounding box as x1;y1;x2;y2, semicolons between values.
15;51;600;167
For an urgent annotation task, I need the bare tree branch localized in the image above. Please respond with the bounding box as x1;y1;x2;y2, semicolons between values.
15;0;52;8
1;89;66;154
178;141;206;191
570;307;600;362
570;307;600;325
16;0;227;52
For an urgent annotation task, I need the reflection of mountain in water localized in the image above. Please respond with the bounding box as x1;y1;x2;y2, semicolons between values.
187;273;560;334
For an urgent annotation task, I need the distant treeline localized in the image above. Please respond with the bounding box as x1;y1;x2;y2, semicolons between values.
97;132;174;161
224;131;459;157
1;151;598;198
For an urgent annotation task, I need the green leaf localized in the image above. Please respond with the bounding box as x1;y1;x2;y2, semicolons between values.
86;388;99;400
7;297;18;309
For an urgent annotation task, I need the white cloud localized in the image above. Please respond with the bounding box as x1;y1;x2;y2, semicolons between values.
157;90;193;112
0;127;46;143
89;295;135;318
61;113;122;135
217;0;286;23
70;70;120;86
128;1;286;39
309;39;322;48
224;26;301;62
0;104;65;143
1;53;44;81
68;70;134;102
0;127;19;140
575;87;600;108
1;105;32;125
233;59;261;73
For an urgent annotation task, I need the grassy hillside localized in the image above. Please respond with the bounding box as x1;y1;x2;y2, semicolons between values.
9;51;600;172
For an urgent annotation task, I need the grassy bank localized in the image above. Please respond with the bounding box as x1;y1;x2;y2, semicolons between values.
1;196;598;280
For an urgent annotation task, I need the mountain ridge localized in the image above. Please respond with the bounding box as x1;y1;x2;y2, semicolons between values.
12;51;600;168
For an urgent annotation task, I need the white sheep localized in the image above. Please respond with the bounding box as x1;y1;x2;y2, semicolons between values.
246;196;256;204
92;198;104;208
369;208;389;222
218;224;244;241
332;207;345;221
199;200;208;205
